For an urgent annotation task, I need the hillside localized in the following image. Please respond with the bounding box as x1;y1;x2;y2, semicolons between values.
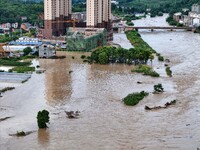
0;0;43;24
118;0;200;13
1;0;200;25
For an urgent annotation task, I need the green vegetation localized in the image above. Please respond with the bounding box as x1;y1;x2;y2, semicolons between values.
21;79;28;83
37;110;50;129
125;30;156;54
132;65;160;77
124;14;145;23
194;26;200;33
126;21;134;26
123;91;149;106
158;55;164;61
87;45;153;65
0;0;43;25
0;87;15;93
154;83;164;93
0;34;19;43
0;49;38;68
166;67;172;77
9;66;35;73
80;55;86;59
117;0;199;14
87;30;159;65
166;15;184;26
23;47;32;56
72;2;86;12
0;59;31;66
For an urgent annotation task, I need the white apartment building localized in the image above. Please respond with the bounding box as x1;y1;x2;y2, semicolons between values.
86;0;111;28
44;0;71;20
191;4;200;14
44;0;72;38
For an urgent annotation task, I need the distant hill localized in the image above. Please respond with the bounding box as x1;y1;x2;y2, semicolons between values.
117;0;200;11
118;0;200;13
0;0;43;24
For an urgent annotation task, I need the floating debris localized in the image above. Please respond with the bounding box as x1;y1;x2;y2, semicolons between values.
137;81;143;84
0;116;13;122
9;131;35;137
164;64;169;67
165;59;170;63
0;87;15;93
65;111;80;119
36;69;46;74
145;100;177;110
69;70;73;74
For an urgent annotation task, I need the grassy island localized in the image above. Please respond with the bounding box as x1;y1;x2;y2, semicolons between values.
125;30;156;54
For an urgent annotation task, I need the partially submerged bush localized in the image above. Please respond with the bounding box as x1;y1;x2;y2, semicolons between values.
132;65;151;73
166;67;172;77
158;55;164;61
132;65;160;77
143;70;160;77
123;91;149;106
80;55;86;59
154;84;164;93
16;131;26;137
37;110;50;129
0;87;15;93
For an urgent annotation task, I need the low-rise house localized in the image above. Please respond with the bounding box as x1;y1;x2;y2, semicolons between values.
39;44;56;58
173;12;182;22
21;16;28;21
192;4;200;14
12;23;19;29
21;23;32;31
188;12;200;27
72;12;86;22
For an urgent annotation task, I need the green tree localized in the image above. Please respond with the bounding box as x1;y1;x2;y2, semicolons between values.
23;47;32;56
98;52;109;64
154;84;164;93
37;110;50;129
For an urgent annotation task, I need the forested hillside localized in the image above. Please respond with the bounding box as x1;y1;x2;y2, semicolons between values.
1;0;200;25
118;0;200;13
0;0;43;24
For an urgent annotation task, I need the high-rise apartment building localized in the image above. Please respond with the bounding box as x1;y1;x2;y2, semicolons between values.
86;0;112;40
44;0;72;38
192;4;200;14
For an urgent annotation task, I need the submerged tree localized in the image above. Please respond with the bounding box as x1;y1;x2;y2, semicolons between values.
154;84;164;93
37;110;50;129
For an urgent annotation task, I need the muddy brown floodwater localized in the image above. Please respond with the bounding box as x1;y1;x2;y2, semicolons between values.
1;15;200;150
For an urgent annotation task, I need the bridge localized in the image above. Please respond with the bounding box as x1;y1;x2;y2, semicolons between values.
115;26;195;32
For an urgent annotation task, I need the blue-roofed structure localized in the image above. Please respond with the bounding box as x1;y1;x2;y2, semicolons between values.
9;36;43;46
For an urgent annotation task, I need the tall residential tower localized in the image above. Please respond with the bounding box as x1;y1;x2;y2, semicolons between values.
44;0;72;38
86;0;112;40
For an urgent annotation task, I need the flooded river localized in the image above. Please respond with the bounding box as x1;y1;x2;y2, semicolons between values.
1;15;200;150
